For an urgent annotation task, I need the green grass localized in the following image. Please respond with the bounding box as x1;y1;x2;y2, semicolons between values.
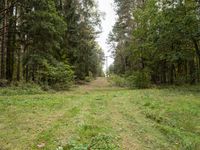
0;84;200;150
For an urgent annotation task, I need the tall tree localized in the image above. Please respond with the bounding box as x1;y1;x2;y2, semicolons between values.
0;0;104;87
1;0;7;79
111;0;200;85
63;0;102;80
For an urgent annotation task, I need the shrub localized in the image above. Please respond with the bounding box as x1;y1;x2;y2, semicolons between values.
174;75;190;85
85;71;94;82
85;76;91;82
41;61;74;90
109;70;151;89
0;79;9;87
108;74;127;87
126;70;151;89
0;82;44;96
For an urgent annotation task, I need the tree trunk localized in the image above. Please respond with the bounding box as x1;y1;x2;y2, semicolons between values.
6;3;14;81
1;0;7;79
25;65;29;82
192;38;200;82
170;64;175;84
189;59;196;84
184;61;188;83
162;60;167;84
17;45;22;81
32;64;35;82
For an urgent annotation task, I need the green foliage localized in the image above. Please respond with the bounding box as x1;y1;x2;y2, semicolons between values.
108;74;127;87
0;82;44;96
109;70;151;89
41;61;74;90
0;0;104;88
63;0;104;80
85;77;92;83
85;72;95;82
0;79;9;87
126;70;151;89
110;0;200;85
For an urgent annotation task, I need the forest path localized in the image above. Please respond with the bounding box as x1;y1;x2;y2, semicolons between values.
78;77;112;91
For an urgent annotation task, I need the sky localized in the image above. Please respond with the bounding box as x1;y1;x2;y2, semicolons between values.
96;0;116;71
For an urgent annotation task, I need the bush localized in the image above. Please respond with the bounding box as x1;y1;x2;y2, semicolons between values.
174;75;189;85
109;70;151;89
85;76;92;82
0;82;44;96
108;74;127;87
41;61;74;90
126;70;151;89
85;72;94;82
0;79;9;87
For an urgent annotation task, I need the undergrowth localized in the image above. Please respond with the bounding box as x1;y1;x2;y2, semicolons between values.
0;82;44;96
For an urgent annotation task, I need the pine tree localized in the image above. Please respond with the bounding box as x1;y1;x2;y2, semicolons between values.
111;0;200;85
0;0;104;88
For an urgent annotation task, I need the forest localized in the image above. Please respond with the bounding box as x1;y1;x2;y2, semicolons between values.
109;0;200;88
0;0;104;89
0;0;200;150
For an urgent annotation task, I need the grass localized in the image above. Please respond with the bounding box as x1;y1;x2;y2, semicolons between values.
0;78;200;150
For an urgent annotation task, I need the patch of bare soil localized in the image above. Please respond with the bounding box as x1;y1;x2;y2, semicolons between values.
79;77;111;91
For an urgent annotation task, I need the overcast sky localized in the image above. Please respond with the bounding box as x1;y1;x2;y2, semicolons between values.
96;0;116;71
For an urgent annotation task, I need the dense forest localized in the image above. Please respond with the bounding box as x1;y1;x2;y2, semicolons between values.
109;0;200;86
0;0;104;88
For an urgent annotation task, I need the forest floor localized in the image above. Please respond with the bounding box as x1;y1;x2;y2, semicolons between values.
0;78;200;150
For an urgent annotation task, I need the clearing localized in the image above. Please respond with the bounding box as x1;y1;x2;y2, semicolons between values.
0;78;200;150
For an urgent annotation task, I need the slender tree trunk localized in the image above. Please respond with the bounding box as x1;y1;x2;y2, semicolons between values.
25;65;29;82
162;60;167;84
59;0;62;10
189;59;196;84
123;56;127;73
6;19;11;80
141;57;145;69
170;64;175;84
192;39;200;82
32;64;35;81
1;0;7;79
6;3;14;81
184;61;188;83
16;5;23;81
17;45;22;81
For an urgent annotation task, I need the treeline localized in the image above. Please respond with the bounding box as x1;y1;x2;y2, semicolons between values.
109;0;200;86
0;0;104;88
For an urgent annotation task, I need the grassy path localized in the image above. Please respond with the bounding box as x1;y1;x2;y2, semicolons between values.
0;78;200;149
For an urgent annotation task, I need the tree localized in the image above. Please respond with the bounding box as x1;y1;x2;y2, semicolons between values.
0;0;104;88
63;0;102;80
111;0;200;85
0;0;7;79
